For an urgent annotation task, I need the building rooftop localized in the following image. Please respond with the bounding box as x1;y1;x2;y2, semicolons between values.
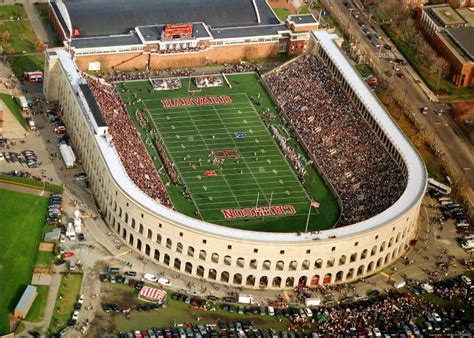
15;285;37;314
210;24;287;39
446;26;474;61
456;7;474;25
287;14;318;25
430;5;466;27
58;0;279;38
79;84;107;128
71;34;143;49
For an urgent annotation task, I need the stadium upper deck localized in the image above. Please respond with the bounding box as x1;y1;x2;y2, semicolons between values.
47;0;319;71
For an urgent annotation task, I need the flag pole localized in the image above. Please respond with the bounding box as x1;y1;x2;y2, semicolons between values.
305;202;312;233
269;191;273;208
255;191;260;208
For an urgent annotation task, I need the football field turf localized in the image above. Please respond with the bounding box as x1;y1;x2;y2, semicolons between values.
118;74;339;232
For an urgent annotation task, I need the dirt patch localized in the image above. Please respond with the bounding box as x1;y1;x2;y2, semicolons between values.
267;0;297;13
39;242;54;252
33;267;49;274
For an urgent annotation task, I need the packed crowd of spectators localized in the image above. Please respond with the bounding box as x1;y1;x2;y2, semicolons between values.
87;79;172;207
311;292;436;334
195;75;223;88
151;78;182;91
266;55;406;225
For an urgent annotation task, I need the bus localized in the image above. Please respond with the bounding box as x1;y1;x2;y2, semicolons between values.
428;178;452;195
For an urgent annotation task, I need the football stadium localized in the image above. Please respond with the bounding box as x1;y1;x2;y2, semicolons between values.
44;0;426;288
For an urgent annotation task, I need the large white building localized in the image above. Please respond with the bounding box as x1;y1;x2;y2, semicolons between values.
43;31;426;289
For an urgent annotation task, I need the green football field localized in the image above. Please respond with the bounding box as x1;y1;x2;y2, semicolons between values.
0;189;48;335
118;73;340;232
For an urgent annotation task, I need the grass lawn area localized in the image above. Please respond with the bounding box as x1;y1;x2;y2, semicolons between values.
95;283;289;334
0;5;44;76
24;285;49;323
355;64;373;78
298;5;311;14
0;4;26;19
0;92;27;129
48;273;83;335
273;8;290;20
118;74;339;232
382;26;474;100
0;189;49;335
35;250;53;270
9;54;44;77
0;174;64;193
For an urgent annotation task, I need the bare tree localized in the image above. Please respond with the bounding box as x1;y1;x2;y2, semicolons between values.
2;30;10;44
432;56;450;91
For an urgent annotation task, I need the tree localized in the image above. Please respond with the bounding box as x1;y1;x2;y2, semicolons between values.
35;39;45;52
432;56;450;91
2;30;10;44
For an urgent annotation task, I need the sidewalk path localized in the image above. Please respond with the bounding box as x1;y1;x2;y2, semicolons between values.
0;181;49;197
23;2;55;44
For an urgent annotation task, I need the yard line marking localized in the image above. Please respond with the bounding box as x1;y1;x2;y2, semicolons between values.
183;105;241;207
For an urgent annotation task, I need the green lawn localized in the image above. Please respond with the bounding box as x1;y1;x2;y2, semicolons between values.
97;283;289;334
0;4;44;76
0;174;64;193
118;74;339;232
0;92;27;129
0;189;49;335
0;4;26;19
273;8;290;20
35;250;53;270
298;5;311;14
355;64;374;78
48;273;83;335
24;285;49;323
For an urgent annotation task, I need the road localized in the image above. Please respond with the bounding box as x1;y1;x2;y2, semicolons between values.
320;0;474;207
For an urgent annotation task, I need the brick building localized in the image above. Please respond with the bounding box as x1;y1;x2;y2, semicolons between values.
418;4;474;87
47;0;319;71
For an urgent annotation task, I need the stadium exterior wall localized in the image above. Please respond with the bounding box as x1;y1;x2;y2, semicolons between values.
74;43;279;71
43;37;425;289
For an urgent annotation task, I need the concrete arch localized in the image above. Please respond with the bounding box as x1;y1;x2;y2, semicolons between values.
323;273;332;284
259;276;268;287
246;275;256;287
174;258;181;270
208;268;217;280
221;271;230;283
197;265;205;277
272;276;282;288
164;254;170;266
233;273;242;285
154;249;160;262
137;239;142;251
285;276;295;287
145;243;150;256
185;262;193;274
128;232;133;246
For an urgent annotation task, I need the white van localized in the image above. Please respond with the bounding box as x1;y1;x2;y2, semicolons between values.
143;273;158;282
421;283;434;293
394;280;406;289
267;306;275;316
